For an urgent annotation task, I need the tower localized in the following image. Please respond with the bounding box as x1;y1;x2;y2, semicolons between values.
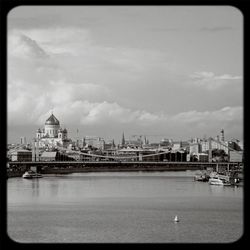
20;136;26;145
220;129;225;142
36;128;42;139
121;132;125;147
62;128;68;140
112;139;115;148
32;139;39;162
208;137;212;163
58;128;63;139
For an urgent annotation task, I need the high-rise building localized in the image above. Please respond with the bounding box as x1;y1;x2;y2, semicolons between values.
121;132;125;147
20;136;26;145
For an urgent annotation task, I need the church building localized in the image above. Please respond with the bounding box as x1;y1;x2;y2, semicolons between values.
36;113;71;148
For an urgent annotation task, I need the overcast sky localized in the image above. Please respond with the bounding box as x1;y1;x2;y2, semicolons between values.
7;6;243;144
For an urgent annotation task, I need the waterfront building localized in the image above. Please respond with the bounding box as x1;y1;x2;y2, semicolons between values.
146;142;160;149
180;141;190;150
84;136;105;150
172;141;182;151
229;151;243;162
125;139;144;148
197;153;209;162
191;137;202;144
40;151;59;161
11;149;32;162
159;138;171;148
166;150;187;162
189;143;202;155
32;140;40;161
200;139;229;154
190;130;230;155
238;141;244;150
104;139;116;150
228;140;242;151
35;113;71;148
77;138;86;149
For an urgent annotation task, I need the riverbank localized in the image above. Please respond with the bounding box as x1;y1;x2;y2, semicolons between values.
7;166;200;178
7;162;243;178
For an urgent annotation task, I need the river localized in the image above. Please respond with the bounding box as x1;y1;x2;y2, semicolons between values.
7;171;243;243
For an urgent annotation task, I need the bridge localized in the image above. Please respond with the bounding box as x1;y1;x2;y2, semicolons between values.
8;161;241;176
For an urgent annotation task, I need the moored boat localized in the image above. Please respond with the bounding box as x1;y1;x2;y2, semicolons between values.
208;176;231;186
22;170;43;179
194;171;209;182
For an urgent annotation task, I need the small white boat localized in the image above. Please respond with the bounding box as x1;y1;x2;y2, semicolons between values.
22;170;43;179
174;215;179;223
208;176;230;186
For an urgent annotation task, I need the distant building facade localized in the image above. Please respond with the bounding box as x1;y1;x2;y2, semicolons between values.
189;143;202;155
11;149;32;161
84;136;105;150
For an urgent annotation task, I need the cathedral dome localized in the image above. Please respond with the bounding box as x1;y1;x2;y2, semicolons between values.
45;114;60;125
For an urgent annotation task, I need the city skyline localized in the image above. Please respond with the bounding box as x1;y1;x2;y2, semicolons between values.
8;113;240;145
8;6;243;144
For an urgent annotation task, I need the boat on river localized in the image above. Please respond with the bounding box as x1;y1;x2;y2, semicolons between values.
208;176;231;186
174;215;179;223
194;171;209;182
22;170;43;179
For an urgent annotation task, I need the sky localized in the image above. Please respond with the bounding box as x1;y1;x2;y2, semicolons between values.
7;6;243;144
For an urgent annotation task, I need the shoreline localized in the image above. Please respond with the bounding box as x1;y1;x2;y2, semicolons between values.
7;166;200;178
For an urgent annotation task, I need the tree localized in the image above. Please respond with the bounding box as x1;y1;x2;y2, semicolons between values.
212;149;227;162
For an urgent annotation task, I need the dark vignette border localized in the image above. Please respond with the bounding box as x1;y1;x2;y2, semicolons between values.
0;0;248;249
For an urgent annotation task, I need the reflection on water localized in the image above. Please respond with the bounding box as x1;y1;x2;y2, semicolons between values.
174;223;180;242
208;184;242;196
31;179;39;197
49;182;59;197
8;171;243;243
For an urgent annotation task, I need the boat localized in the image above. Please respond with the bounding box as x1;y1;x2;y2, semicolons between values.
194;171;209;182
208;176;231;186
174;215;179;223
22;170;43;179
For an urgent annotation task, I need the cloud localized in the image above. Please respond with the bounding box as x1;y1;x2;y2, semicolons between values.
8;75;242;132
8;79;113;125
19;27;90;49
79;102;167;125
7;27;243;142
189;71;242;90
172;106;242;124
8;74;243;140
8;32;49;59
200;26;233;32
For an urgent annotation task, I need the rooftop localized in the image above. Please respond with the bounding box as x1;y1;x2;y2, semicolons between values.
45;114;60;126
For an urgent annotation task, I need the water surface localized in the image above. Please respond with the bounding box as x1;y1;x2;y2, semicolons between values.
8;171;243;243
